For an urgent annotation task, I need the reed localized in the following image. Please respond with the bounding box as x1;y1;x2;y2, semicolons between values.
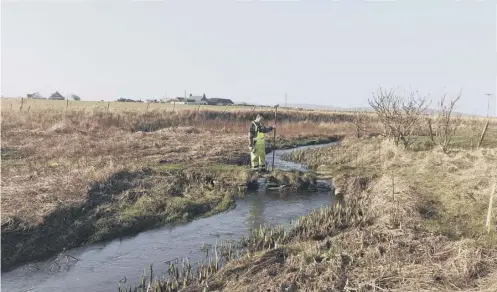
120;191;373;291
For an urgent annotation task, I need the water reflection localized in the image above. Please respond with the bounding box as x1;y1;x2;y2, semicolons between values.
247;192;266;231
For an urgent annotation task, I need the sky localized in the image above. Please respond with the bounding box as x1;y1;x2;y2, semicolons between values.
1;0;496;116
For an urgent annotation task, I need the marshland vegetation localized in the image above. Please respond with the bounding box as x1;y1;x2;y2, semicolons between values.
114;89;497;292
1;99;346;272
2;90;497;292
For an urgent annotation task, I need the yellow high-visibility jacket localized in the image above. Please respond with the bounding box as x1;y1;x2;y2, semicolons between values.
248;121;274;147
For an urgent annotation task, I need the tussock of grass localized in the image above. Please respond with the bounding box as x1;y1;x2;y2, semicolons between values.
264;169;318;192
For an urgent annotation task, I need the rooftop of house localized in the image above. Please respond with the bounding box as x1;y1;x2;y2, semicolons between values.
50;91;65;98
208;97;234;103
27;92;44;98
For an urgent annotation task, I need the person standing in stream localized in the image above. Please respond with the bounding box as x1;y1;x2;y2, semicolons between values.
248;114;275;172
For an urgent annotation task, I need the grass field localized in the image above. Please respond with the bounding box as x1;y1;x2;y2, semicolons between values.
2;96;497;291
3;97;496;120
196;137;497;292
0;99;353;272
1;97;353;114
125;127;497;292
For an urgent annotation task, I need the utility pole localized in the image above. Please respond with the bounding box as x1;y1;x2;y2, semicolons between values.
485;93;495;117
284;92;287;108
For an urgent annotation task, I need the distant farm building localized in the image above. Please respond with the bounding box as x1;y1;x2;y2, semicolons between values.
166;94;234;106
168;97;195;104
27;92;45;99
49;91;65;100
207;98;234;106
188;94;208;105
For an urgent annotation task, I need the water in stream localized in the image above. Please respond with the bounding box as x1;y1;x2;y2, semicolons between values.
2;143;336;292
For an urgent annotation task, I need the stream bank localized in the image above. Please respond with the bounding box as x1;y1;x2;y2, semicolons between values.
1;138;340;274
2;142;338;292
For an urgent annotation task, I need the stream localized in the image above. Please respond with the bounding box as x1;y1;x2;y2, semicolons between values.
2;143;336;292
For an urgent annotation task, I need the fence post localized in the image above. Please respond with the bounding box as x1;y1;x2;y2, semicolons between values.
66;99;69;109
378;140;381;163
478;121;489;148
107;102;110;111
486;173;496;233
427;118;435;143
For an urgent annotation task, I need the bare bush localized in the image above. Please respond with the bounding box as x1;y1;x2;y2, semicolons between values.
369;87;429;148
428;92;462;152
352;111;369;138
468;120;484;149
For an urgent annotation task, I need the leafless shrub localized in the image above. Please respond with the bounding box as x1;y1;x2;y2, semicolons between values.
468;120;486;149
369;87;430;148
429;92;462;152
352;111;369;138
352;111;383;139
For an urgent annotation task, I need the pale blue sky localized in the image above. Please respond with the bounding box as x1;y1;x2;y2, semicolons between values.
1;0;496;115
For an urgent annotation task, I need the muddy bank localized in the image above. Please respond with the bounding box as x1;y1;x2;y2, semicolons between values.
1;140;334;273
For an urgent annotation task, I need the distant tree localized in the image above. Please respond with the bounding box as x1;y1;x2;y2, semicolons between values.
71;94;81;101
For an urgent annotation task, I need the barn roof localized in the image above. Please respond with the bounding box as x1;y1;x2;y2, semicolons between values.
50;91;65;99
208;98;234;104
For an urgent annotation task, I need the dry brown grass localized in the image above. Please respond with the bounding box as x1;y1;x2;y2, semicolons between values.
1;108;352;223
1;106;355;272
95;103;497;292
3;100;497;285
170;136;497;292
